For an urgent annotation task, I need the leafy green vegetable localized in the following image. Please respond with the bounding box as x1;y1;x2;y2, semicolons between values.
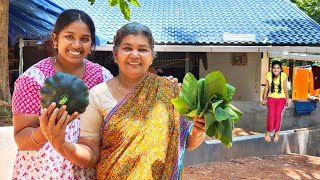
180;72;198;110
171;71;242;147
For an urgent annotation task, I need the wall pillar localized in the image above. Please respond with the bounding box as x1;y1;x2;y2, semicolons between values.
261;52;269;100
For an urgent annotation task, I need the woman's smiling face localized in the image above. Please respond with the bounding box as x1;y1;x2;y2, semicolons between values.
272;64;281;76
114;34;153;78
53;21;92;64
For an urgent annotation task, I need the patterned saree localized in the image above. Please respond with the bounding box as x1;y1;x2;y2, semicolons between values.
96;73;192;180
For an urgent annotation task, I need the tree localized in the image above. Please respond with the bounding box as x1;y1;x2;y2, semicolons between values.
291;0;320;24
88;0;141;20
0;0;10;103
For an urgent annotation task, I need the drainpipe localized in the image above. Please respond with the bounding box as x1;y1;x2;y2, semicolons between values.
18;38;24;75
185;52;190;74
289;59;294;92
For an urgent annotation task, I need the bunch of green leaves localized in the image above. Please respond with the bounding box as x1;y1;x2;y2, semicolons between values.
171;71;242;147
88;0;141;20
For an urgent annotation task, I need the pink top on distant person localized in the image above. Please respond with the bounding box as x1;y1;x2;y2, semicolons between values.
12;57;113;180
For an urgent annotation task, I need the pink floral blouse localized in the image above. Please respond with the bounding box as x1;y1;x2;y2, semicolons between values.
11;57;113;180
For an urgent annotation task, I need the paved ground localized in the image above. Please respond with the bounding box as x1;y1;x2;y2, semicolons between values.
0;126;17;180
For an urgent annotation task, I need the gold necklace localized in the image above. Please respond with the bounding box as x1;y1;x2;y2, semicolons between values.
116;76;143;97
54;56;85;73
117;76;126;97
54;57;63;72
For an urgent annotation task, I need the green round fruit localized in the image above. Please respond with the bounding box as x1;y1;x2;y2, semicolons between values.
40;72;89;114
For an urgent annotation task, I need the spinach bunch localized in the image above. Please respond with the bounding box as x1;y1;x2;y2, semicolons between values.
171;71;242;147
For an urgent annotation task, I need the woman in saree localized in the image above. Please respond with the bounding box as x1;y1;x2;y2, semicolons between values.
39;22;206;179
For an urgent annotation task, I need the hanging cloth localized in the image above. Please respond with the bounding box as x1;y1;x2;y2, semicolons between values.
292;68;309;100
311;66;320;90
310;68;320;96
282;66;289;75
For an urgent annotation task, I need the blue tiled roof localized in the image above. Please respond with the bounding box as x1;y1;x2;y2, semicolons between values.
50;0;320;45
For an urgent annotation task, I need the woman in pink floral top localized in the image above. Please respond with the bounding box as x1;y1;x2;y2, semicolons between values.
11;9;113;179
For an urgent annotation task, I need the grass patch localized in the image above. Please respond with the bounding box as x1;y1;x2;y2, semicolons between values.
0;106;12;126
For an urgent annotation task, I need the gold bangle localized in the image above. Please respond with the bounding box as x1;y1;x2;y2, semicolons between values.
31;128;41;145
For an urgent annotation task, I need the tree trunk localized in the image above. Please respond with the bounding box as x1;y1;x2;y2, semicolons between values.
0;0;11;103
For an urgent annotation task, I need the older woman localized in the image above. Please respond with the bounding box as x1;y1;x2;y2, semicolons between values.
40;22;206;179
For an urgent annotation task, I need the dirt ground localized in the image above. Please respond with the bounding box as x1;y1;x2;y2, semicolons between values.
184;129;320;179
183;154;320;180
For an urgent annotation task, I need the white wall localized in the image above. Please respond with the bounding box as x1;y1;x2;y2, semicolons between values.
0;127;17;180
200;52;262;101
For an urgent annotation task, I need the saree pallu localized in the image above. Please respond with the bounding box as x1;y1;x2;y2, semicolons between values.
96;73;192;180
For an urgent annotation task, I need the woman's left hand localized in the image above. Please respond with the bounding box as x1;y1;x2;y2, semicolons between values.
166;75;182;89
191;117;206;138
186;117;206;150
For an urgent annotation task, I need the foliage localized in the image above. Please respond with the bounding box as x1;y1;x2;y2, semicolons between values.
0;106;12;117
88;0;141;20
171;72;242;148
291;0;320;24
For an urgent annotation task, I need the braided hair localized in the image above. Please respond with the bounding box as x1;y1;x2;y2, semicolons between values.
270;61;282;93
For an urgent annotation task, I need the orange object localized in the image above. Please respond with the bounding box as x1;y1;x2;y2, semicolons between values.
292;68;309;100
282;66;289;75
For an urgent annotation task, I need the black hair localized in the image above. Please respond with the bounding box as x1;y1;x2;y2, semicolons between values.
113;22;156;58
270;60;283;93
53;9;96;49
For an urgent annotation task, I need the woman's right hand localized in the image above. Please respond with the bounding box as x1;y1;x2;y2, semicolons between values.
39;103;78;150
261;99;267;106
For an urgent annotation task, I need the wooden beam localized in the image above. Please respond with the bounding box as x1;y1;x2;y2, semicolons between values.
0;0;11;103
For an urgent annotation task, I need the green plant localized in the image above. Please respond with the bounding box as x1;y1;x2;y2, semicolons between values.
40;72;89;115
88;0;141;20
291;0;320;24
171;72;242;147
0;106;12;117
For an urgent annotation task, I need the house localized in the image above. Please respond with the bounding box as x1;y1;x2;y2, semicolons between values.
9;0;320;131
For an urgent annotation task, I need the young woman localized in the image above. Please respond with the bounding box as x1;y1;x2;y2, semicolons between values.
262;60;289;142
12;9;113;179
39;22;206;179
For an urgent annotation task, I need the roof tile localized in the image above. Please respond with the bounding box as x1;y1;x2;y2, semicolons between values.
50;0;320;45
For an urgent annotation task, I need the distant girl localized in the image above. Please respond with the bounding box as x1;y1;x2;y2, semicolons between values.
262;60;289;142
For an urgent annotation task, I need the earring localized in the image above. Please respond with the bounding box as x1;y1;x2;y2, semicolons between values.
53;44;57;49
